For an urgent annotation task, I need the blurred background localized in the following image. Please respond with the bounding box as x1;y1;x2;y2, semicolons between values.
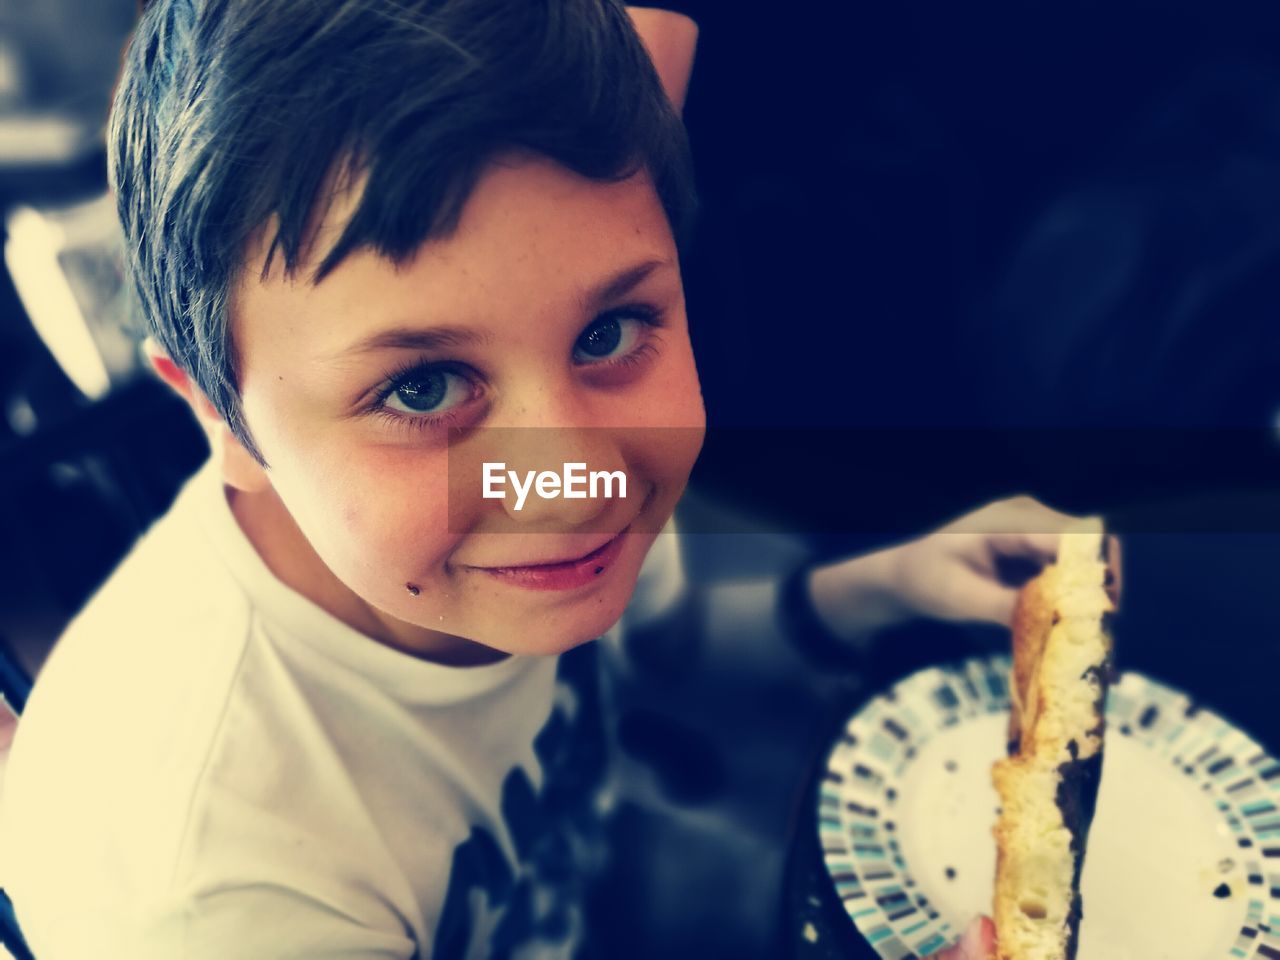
0;0;206;688
2;1;1280;956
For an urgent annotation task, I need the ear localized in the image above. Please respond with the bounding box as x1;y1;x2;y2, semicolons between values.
143;338;272;495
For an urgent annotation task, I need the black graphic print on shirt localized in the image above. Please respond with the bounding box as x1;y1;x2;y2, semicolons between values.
432;642;607;960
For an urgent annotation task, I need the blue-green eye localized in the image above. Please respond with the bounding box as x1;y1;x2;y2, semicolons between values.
574;314;645;364
382;367;472;416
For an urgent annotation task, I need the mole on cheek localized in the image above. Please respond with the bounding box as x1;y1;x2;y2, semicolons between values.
406;583;421;596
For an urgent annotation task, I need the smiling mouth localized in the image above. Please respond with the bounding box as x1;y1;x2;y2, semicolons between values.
465;528;630;591
469;528;628;573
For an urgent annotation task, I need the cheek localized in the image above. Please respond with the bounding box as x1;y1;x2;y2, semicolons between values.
615;332;705;431
648;339;706;460
289;446;459;582
658;334;705;426
610;337;705;500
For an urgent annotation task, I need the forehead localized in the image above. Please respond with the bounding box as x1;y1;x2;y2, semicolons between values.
231;154;676;361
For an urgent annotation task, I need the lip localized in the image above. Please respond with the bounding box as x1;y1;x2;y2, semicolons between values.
468;529;629;592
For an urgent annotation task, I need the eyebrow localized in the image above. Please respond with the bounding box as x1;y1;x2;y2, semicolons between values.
330;326;487;359
329;258;674;360
580;258;673;312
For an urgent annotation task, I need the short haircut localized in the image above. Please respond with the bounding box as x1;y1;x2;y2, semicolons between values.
111;0;697;463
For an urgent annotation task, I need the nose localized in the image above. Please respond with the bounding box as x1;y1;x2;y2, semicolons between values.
492;425;628;527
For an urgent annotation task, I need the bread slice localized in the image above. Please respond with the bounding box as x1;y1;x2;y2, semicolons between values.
992;523;1115;960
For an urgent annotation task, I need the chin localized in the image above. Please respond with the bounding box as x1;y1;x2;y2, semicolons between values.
491;584;634;657
517;605;629;656
463;540;647;656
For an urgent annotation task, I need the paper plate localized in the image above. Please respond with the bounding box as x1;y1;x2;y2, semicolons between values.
817;655;1280;960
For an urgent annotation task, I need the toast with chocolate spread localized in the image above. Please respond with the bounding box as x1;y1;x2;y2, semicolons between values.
992;523;1116;960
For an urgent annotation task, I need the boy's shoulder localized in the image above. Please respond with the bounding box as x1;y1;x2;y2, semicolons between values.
0;463;417;956
60;460;257;667
21;461;261;792
18;460;258;764
0;465;263;944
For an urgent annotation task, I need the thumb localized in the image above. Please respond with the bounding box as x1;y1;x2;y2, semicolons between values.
932;916;997;959
958;915;997;958
954;576;1020;627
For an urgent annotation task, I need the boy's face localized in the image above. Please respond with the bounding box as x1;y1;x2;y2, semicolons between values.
228;154;704;662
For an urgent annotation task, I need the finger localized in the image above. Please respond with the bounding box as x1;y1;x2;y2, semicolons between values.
951;576;1020;627
987;530;1062;565
961;915;997;958
929;916;996;959
928;938;966;960
946;496;1081;544
981;495;1081;531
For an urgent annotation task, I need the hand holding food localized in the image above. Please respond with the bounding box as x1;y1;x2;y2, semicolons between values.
808;496;1088;644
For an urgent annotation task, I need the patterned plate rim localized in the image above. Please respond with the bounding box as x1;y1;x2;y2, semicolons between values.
816;655;1280;960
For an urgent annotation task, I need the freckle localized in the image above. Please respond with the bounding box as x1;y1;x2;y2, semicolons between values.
405;583;420;596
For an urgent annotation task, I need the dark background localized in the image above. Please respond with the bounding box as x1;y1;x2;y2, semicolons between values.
672;0;1280;751
2;2;1280;957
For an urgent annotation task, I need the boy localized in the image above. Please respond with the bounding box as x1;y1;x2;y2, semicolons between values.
0;1;1063;955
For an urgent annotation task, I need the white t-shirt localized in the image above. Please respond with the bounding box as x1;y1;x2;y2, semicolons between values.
0;460;683;959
